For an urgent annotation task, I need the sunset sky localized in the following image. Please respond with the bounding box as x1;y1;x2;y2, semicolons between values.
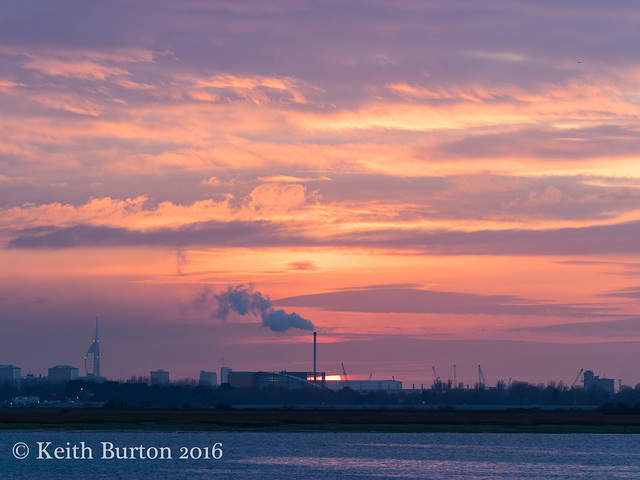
2;1;640;388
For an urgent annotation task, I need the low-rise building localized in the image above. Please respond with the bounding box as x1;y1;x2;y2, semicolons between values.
583;370;615;395
326;379;402;392
227;371;326;390
0;365;21;382
199;370;217;386
150;369;170;386
48;365;79;382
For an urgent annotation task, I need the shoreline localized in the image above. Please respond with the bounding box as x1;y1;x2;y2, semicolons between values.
3;408;640;433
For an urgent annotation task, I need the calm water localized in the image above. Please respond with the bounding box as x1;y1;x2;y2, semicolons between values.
1;431;639;479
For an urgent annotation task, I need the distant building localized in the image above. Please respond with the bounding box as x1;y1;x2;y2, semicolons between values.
583;370;615;395
227;371;326;390
199;370;218;386
150;369;170;386
0;365;21;382
220;367;232;384
12;396;40;406
48;365;79;382
326;379;402;392
84;315;100;379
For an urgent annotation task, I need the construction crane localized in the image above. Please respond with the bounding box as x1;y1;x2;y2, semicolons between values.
341;363;349;381
432;366;440;383
570;368;583;389
478;365;487;388
369;373;373;380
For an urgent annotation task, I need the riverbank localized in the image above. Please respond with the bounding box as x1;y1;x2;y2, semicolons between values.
3;408;640;433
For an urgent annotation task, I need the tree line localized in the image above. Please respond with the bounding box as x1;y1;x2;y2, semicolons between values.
4;377;640;410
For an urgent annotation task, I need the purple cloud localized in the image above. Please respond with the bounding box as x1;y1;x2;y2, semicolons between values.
8;220;640;257
274;287;618;318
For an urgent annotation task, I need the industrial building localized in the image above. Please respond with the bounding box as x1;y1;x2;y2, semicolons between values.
326;379;402;392
220;366;232;384
150;369;170;385
48;365;79;382
223;369;404;392
583;370;615;395
199;370;217;386
0;365;21;382
227;371;326;390
220;332;403;392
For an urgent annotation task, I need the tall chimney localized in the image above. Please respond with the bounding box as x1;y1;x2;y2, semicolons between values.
313;331;317;382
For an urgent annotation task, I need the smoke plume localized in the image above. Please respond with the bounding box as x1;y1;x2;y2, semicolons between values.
212;285;314;332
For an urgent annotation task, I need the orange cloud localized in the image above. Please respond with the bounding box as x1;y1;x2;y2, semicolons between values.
0;80;23;92
4;49;640;185
24;58;130;80
0;197;225;232
330;74;640;136
247;183;307;216
0;185;312;233
27;92;106;116
258;175;333;183
192;73;310;104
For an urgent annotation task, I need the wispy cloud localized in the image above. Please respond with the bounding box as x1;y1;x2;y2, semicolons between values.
24;58;131;80
599;287;640;300
509;317;640;338
274;286;617;318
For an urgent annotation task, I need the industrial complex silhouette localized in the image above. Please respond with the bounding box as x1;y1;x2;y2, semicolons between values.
0;319;622;409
